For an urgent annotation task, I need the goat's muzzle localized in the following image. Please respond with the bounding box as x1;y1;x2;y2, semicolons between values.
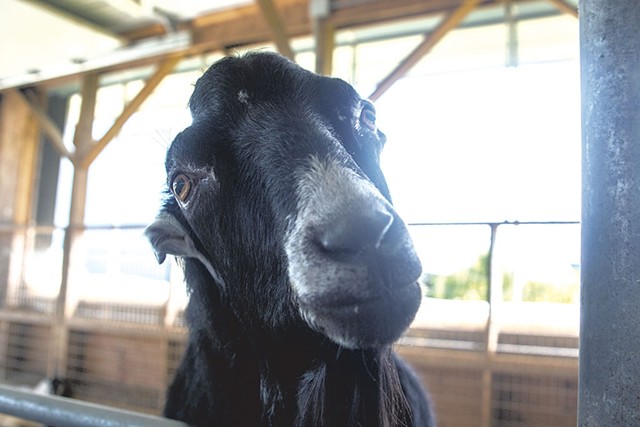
285;157;422;349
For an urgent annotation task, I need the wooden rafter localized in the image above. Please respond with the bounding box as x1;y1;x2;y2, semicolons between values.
255;0;295;59
368;0;482;101
547;0;578;18
12;89;72;160
80;55;183;168
2;0;567;93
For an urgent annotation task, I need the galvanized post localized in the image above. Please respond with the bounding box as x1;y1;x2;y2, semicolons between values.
481;223;500;427
579;0;640;425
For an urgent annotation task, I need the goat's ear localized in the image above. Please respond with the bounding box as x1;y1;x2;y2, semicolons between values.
145;213;226;288
145;213;200;264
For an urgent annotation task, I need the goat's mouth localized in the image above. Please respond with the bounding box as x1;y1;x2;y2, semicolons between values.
297;278;421;349
287;227;423;349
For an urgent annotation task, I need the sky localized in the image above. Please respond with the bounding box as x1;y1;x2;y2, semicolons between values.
375;60;582;276
377;60;581;225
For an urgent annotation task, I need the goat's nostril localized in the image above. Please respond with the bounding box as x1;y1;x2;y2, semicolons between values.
315;208;394;256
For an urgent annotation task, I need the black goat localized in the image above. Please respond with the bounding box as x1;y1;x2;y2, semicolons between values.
146;52;435;427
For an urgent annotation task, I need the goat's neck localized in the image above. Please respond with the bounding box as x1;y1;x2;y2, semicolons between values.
248;345;410;427
185;261;410;426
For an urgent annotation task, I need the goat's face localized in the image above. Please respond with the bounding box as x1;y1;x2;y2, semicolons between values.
146;53;422;349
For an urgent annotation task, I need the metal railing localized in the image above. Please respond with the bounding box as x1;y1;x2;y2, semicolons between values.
0;220;581;426
0;384;187;427
407;220;581;352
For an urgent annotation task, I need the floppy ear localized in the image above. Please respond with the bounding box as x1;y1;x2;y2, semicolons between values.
145;213;225;288
145;213;198;263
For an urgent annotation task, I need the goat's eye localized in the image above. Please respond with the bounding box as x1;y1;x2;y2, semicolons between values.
172;174;192;202
360;107;377;132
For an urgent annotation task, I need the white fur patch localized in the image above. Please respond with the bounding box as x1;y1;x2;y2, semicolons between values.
238;89;249;104
285;155;386;301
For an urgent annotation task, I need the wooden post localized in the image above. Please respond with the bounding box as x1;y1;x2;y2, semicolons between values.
0;89;42;378
310;0;334;75
0;90;42;226
0;90;41;306
313;18;335;76
49;72;98;377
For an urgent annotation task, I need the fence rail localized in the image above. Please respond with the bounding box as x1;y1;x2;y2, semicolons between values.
0;384;187;427
0;221;581;426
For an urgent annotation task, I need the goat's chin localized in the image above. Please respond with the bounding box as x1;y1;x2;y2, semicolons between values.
297;280;421;349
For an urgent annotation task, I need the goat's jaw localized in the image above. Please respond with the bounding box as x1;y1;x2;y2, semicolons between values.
295;281;421;349
286;217;422;349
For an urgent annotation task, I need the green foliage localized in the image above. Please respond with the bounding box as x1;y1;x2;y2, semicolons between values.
422;253;578;303
522;281;578;304
502;272;514;301
423;253;489;301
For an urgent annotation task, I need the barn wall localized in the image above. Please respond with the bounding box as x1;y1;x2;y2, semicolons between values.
0;309;579;425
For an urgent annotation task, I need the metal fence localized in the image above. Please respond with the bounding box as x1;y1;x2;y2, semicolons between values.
0;383;188;427
0;221;580;426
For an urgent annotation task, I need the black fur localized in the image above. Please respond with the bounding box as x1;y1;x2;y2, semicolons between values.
146;52;435;426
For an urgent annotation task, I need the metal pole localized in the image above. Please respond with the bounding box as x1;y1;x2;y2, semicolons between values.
481;223;500;427
0;384;188;427
579;0;640;425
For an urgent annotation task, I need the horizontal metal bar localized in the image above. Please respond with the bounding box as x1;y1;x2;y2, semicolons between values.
0;220;581;234
0;385;188;427
0;223;150;233
408;220;580;227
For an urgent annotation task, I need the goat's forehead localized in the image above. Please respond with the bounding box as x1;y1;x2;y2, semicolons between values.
168;55;370;171
192;55;362;115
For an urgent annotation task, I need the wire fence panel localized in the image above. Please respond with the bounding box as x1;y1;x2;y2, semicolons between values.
1;322;52;385
0;222;580;426
491;373;577;427
66;328;171;414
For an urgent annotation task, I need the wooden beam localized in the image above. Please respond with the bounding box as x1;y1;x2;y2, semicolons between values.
11;89;72;160
255;0;295;60
368;0;481;101
547;0;578;18
80;55;183;168
191;1;310;52
73;73;99;155
1;0;565;93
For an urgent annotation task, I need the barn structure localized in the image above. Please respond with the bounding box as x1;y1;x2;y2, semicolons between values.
0;0;638;425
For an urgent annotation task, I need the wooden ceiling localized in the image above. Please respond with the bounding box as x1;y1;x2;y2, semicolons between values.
1;0;577;92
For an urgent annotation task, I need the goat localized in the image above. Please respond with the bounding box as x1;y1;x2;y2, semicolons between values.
146;52;435;426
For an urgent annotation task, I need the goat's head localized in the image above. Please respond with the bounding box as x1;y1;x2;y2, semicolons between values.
146;52;422;349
